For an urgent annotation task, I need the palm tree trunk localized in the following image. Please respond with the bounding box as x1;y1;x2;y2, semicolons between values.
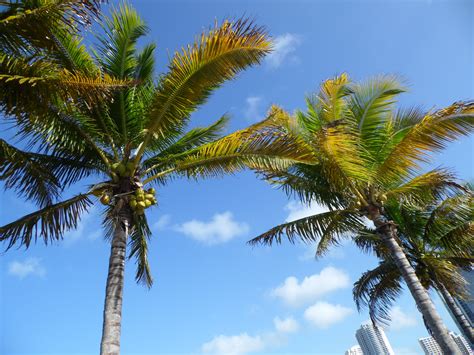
368;208;460;354
436;281;474;346
100;214;130;355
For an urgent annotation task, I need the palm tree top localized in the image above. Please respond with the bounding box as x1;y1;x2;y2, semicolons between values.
249;73;474;248
0;3;313;287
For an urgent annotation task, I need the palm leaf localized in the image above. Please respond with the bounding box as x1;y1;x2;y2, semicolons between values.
135;17;271;162
376;101;474;182
248;209;364;246
353;261;403;326
128;213;153;287
0;193;93;249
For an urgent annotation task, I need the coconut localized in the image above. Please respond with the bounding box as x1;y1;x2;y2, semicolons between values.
129;200;137;209
145;193;154;200
100;194;110;205
145;200;152;207
137;201;146;209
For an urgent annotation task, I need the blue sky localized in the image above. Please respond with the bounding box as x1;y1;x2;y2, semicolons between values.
1;0;473;354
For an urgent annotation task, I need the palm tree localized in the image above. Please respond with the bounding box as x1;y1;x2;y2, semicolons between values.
249;73;474;353
353;192;474;345
0;4;311;354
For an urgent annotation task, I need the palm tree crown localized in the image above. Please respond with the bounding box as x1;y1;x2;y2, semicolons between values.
249;73;474;352
353;192;473;335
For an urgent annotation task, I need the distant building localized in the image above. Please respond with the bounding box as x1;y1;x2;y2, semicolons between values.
345;345;364;355
355;323;394;355
456;270;474;338
418;332;473;355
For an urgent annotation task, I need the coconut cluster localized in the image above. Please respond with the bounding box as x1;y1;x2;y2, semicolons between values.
129;188;156;215
111;161;135;179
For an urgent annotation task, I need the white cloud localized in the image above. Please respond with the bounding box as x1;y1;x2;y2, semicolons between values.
270;266;350;307
387;306;417;331
153;214;171;230
244;96;263;121
8;258;46;279
201;333;265;355
285;201;329;222
175;211;249;245
273;316;299;334
266;33;302;68
304;302;353;328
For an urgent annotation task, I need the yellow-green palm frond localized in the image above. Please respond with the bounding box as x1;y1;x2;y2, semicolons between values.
376;101;474;183
0;193;93;249
315;72;352;123
136;17;272;162
143;110;313;184
0;55;126;118
386;169;463;204
0;0;104;54
248;209;365;246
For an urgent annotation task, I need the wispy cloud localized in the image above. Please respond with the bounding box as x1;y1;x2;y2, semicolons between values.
270;266;350;307
175;211;249;245
8;258;46;279
243;96;264;121
273;316;300;334
285;201;329;223
153;214;171;230
386;306;417;331
266;33;302;69
304;301;353;328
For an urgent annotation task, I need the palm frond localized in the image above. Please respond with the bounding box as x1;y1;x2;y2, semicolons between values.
128;213;153;287
0;139;60;206
136;17;271;162
0;193;93;249
143;110;313;184
353;261;403;326
376;101;474;182
248;209;364;246
0;0;104;54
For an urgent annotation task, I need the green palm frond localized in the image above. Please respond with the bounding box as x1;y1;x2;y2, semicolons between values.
143;110;313;184
142;114;229;176
135;17;272;162
0;139;60;206
0;193;93;249
248;209;364;246
128;213;153;287
0;0;104;54
348;75;405;143
353;261;403;326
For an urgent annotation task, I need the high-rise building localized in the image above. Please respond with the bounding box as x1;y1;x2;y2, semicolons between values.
442;268;474;347
345;345;364;355
418;332;474;355
355;323;394;355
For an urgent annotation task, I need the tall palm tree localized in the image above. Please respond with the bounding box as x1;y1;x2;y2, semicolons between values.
249;74;474;353
353;192;474;345
0;5;311;354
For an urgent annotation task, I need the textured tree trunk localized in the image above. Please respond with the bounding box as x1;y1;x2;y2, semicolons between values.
437;281;474;346
368;206;460;354
100;215;130;355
